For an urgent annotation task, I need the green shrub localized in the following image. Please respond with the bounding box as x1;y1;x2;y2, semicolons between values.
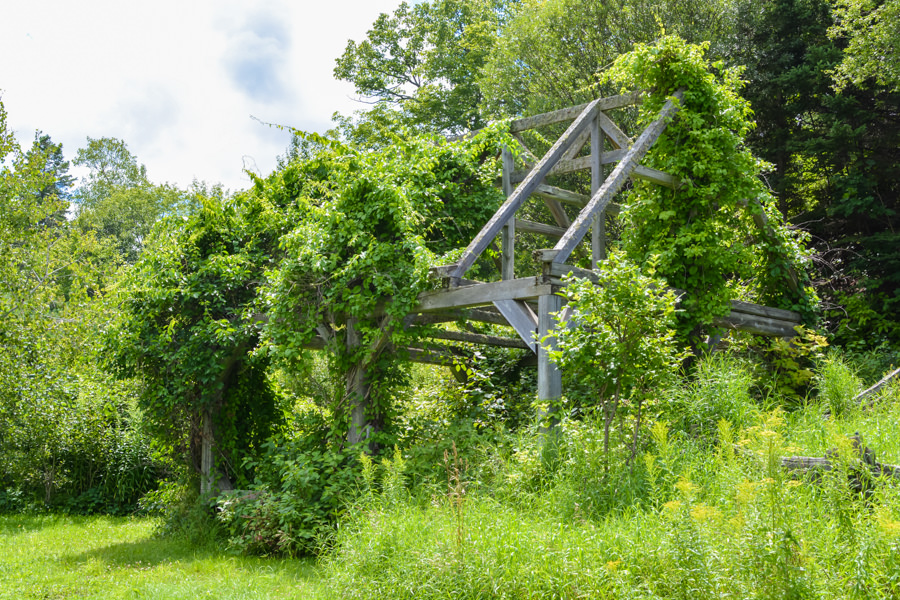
815;351;863;416
215;432;359;556
666;353;760;440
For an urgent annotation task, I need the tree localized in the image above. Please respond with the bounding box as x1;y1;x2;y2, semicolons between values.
547;254;684;468
334;0;515;134
829;0;900;91
478;0;741;118
73;137;198;263
0;98;153;509
734;0;900;345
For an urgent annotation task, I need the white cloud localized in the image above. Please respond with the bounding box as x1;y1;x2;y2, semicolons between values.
0;0;402;192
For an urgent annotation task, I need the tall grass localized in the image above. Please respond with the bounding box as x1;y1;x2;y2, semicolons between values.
318;353;900;599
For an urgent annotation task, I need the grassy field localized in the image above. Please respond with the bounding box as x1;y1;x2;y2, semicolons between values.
0;514;324;600
5;356;900;599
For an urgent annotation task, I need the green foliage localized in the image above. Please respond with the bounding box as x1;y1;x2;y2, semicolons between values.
216;431;359;556
814;351;863;416
763;326;829;404
334;0;515;133
665;353;761;440
261;127;511;443
73;137;201;264
602;37;818;339
830;0;900;91
319;360;900;599
108;191;286;489
478;0;740;118
547;253;686;466
734;0;900;347
0;97;159;513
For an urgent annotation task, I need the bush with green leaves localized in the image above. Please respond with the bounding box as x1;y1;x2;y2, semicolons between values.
547;252;687;469
215;420;360;556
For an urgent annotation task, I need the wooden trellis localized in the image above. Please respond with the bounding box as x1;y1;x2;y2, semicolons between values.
418;91;799;418
340;90;803;443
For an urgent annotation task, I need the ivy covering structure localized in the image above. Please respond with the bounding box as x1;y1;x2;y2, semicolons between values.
110;38;817;493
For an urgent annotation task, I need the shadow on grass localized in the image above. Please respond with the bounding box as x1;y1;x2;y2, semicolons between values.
0;513;101;537
64;534;319;580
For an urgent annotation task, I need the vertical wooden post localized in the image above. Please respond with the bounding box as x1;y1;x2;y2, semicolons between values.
199;405;233;495
537;292;563;432
501;147;515;280
346;318;371;446
590;113;606;269
200;406;214;495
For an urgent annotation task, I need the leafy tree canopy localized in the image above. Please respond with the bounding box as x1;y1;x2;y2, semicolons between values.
334;0;516;134
829;0;900;91
478;0;740;118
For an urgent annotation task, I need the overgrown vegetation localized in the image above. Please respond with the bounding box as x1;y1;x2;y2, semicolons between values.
3;1;900;597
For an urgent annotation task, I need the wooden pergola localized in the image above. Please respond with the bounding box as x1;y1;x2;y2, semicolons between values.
344;90;803;443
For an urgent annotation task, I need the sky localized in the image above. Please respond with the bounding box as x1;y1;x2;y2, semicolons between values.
0;0;403;192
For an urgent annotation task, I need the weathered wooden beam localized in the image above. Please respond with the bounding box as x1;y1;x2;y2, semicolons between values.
509;151;625;183
782;456;900;482
416;277;554;312
532;184;621;215
515;218;568;238
551;91;684;265
597;110;632;149
501;147;515;280
633;165;679;188
561;126;592;162
713;312;799;337
509;91;643;133
346;318;371;446
729;300;801;323
852;366;900;405
449;99;603;280
493;299;539;352
425;329;531;350
410;308;509;327
591;112;606;268
537;293;563;432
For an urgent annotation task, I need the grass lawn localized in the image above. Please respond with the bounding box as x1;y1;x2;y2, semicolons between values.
0;514;325;600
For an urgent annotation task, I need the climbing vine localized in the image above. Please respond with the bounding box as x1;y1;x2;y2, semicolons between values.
108;193;286;490
603;36;818;342
259;126;514;446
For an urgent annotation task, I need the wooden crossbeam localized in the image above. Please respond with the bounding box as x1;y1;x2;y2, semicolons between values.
425;329;531;350
508;91;642;133
447;99;604;280
533;184;621;215
416;277;554;312
551;91;684;264
509;151;624;183
515;218;568;238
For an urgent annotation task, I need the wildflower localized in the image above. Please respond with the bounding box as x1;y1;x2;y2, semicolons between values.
690;503;721;523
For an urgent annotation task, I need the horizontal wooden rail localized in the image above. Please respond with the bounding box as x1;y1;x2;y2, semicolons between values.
509;91;643;133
